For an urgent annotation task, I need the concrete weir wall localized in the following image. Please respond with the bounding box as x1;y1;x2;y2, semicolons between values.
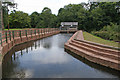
65;30;120;71
0;28;60;79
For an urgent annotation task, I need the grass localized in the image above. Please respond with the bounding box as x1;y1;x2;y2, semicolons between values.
4;28;30;30
83;31;120;48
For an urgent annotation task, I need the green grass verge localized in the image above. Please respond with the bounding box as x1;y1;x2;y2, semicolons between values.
83;31;120;48
4;28;29;30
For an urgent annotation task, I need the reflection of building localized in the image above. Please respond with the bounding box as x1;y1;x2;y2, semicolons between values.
60;22;78;30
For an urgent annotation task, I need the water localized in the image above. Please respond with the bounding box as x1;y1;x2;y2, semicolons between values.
2;33;120;78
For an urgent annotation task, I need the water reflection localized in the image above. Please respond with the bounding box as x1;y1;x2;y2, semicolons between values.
65;49;120;78
2;34;120;78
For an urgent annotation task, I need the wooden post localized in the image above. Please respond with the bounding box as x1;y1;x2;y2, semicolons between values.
25;30;27;37
34;30;36;35
9;31;11;41
5;31;8;43
38;29;40;37
12;31;14;39
31;30;32;38
19;31;21;38
43;28;45;35
0;33;2;46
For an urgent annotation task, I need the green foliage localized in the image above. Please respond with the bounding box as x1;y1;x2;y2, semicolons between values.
91;23;120;41
2;6;8;29
57;2;120;32
9;11;31;28
35;7;57;28
2;1;120;36
30;12;39;28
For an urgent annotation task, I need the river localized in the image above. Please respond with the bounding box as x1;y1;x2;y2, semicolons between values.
2;33;120;78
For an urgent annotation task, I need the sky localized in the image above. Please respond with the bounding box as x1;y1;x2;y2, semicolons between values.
14;0;88;15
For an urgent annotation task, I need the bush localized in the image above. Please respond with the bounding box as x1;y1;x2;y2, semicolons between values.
91;23;120;41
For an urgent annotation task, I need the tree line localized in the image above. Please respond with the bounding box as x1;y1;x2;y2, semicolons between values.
2;2;120;33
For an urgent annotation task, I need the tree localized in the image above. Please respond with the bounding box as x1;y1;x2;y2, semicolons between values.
2;1;17;29
57;4;88;29
36;7;57;28
9;11;31;28
30;11;39;28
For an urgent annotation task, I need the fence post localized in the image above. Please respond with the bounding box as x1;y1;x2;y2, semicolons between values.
31;30;32;38
47;28;48;34
48;28;49;34
43;28;44;35
44;28;46;32
0;33;2;46
12;31;14;39
42;29;43;35
45;28;46;34
34;30;36;35
5;31;8;43
38;29;40;37
19;31;21;38
9;31;11;41
1;38;2;46
25;30;27;37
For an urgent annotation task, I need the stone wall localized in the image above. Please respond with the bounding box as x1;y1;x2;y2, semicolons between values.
65;30;120;71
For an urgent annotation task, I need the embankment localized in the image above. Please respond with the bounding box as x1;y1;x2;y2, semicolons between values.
65;30;120;71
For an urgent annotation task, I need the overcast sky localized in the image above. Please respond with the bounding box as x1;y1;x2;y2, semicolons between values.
14;0;88;15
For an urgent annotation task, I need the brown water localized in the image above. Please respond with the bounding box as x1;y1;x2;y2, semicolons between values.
2;33;120;78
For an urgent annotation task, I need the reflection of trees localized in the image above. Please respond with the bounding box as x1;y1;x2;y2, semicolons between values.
2;41;34;78
41;38;52;49
3;41;34;63
2;34;74;78
58;34;73;48
43;43;51;49
65;49;120;78
2;51;25;78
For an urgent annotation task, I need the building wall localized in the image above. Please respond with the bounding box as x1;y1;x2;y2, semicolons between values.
60;22;78;30
60;25;78;30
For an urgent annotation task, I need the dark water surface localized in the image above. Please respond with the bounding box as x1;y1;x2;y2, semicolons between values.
2;34;120;78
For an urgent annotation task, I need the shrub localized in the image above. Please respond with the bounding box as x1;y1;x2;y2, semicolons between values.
91;23;120;41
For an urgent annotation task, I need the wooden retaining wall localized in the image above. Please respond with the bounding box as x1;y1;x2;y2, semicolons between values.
65;30;120;71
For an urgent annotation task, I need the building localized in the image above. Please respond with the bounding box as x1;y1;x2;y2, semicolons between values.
60;22;78;30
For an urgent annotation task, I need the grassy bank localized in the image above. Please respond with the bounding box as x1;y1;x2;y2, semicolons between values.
83;31;120;48
4;28;30;30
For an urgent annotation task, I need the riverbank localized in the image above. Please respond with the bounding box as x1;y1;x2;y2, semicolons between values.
65;30;120;71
